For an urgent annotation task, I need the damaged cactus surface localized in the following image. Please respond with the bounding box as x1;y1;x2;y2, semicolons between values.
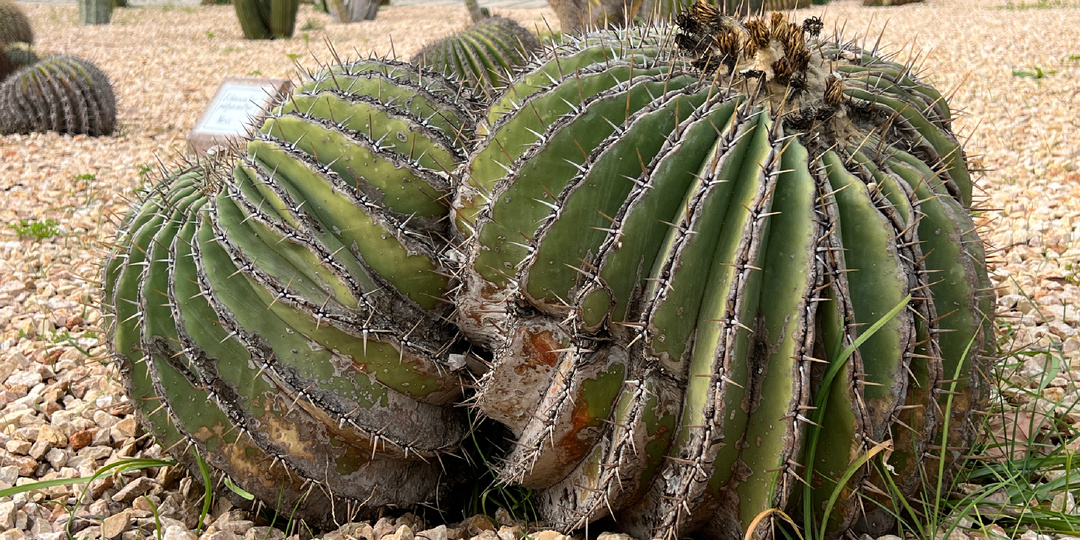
105;4;992;539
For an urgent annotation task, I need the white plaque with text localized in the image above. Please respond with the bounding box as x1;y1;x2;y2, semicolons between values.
188;77;291;156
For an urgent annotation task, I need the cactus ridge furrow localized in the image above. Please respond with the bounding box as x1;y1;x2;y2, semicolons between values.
282;90;466;170
247;138;450;311
640;109;777;538
260;113;451;221
844;87;971;206
800;158;875;533
639;103;751;376
845;149;945;531
519;89;710;316
469;74;695;289
728;134;820;533
577;97;740;330
821;149;914;442
300;68;476;143
227;166;384;316
192;216;466;453
190;216;452;512
210;191;369;326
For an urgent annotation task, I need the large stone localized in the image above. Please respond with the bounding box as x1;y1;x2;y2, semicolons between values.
101;510;132;540
162;525;197;540
111;476;156;503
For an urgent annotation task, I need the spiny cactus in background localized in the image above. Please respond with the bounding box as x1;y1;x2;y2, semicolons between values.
105;4;992;539
4;42;38;68
103;58;481;527
548;0;813;33
234;0;299;39
0;55;117;136
412;16;541;99
0;0;34;45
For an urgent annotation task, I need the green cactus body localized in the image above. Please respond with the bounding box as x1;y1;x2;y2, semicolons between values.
234;0;299;39
0;55;117;136
412;17;542;99
106;8;991;539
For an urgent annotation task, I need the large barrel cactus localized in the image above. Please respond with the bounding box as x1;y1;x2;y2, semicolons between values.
104;5;992;539
412;16;542;99
0;55;117;136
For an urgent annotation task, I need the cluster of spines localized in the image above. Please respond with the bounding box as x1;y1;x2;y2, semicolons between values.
411;16;543;99
103;56;480;528
0;54;117;136
452;10;991;540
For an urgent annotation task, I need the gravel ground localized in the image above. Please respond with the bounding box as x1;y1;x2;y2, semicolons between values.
1;0;1080;539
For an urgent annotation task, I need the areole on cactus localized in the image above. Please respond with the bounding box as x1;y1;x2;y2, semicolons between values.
104;3;992;539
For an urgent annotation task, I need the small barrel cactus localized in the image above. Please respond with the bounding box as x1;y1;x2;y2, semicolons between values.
0;55;117;136
234;0;299;40
412;16;542;99
0;0;33;45
4;42;38;69
105;4;991;539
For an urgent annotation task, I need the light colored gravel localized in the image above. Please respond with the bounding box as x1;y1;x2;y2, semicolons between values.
1;0;1079;539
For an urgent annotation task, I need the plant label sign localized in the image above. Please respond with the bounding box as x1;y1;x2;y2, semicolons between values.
188;77;292;156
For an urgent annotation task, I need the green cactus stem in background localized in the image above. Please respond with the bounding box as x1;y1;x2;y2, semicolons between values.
105;5;991;539
78;0;113;25
0;55;117;136
234;0;300;39
412;16;542;99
